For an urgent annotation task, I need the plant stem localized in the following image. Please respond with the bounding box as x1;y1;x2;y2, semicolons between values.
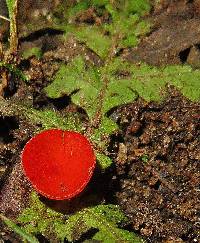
0;14;10;22
9;0;18;53
0;42;3;60
87;35;118;136
0;71;8;96
92;77;109;128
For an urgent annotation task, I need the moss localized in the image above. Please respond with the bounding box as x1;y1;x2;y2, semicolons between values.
22;47;43;59
18;193;144;242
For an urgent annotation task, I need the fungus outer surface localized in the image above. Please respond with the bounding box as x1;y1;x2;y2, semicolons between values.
22;129;96;200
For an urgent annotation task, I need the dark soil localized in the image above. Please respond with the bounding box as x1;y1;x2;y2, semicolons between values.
124;0;200;67
112;88;200;243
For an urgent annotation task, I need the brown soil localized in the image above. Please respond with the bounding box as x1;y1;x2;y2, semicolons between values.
124;0;200;67
111;88;200;243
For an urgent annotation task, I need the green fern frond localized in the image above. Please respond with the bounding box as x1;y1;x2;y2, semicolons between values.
45;56;200;123
95;152;112;169
65;204;144;242
0;62;28;81
18;193;144;243
24;108;84;132
5;0;15;18
44;56;200;168
45;57;138;122
73;25;111;59
61;0;152;58
0;213;39;243
123;0;151;15
18;193;67;241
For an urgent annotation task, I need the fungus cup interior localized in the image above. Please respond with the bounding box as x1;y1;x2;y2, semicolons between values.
22;129;96;200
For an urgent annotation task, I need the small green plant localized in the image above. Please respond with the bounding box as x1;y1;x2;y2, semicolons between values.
0;0;26;96
0;62;27;81
22;47;43;59
140;154;149;163
0;213;39;243
23;108;83;132
18;192;144;243
54;0;151;59
45;56;138;168
44;56;200;169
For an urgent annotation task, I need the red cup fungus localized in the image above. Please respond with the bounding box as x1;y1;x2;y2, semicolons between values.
22;129;96;200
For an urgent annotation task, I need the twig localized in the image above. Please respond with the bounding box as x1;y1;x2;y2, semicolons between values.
0;14;10;22
92;77;109;128
0;71;8;97
9;0;18;53
0;42;3;59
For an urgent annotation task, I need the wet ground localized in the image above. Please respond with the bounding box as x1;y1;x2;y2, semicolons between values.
111;88;199;242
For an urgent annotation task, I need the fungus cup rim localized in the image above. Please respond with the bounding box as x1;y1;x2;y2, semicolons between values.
21;129;96;200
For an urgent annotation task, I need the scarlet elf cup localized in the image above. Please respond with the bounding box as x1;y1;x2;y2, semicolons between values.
22;129;96;200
